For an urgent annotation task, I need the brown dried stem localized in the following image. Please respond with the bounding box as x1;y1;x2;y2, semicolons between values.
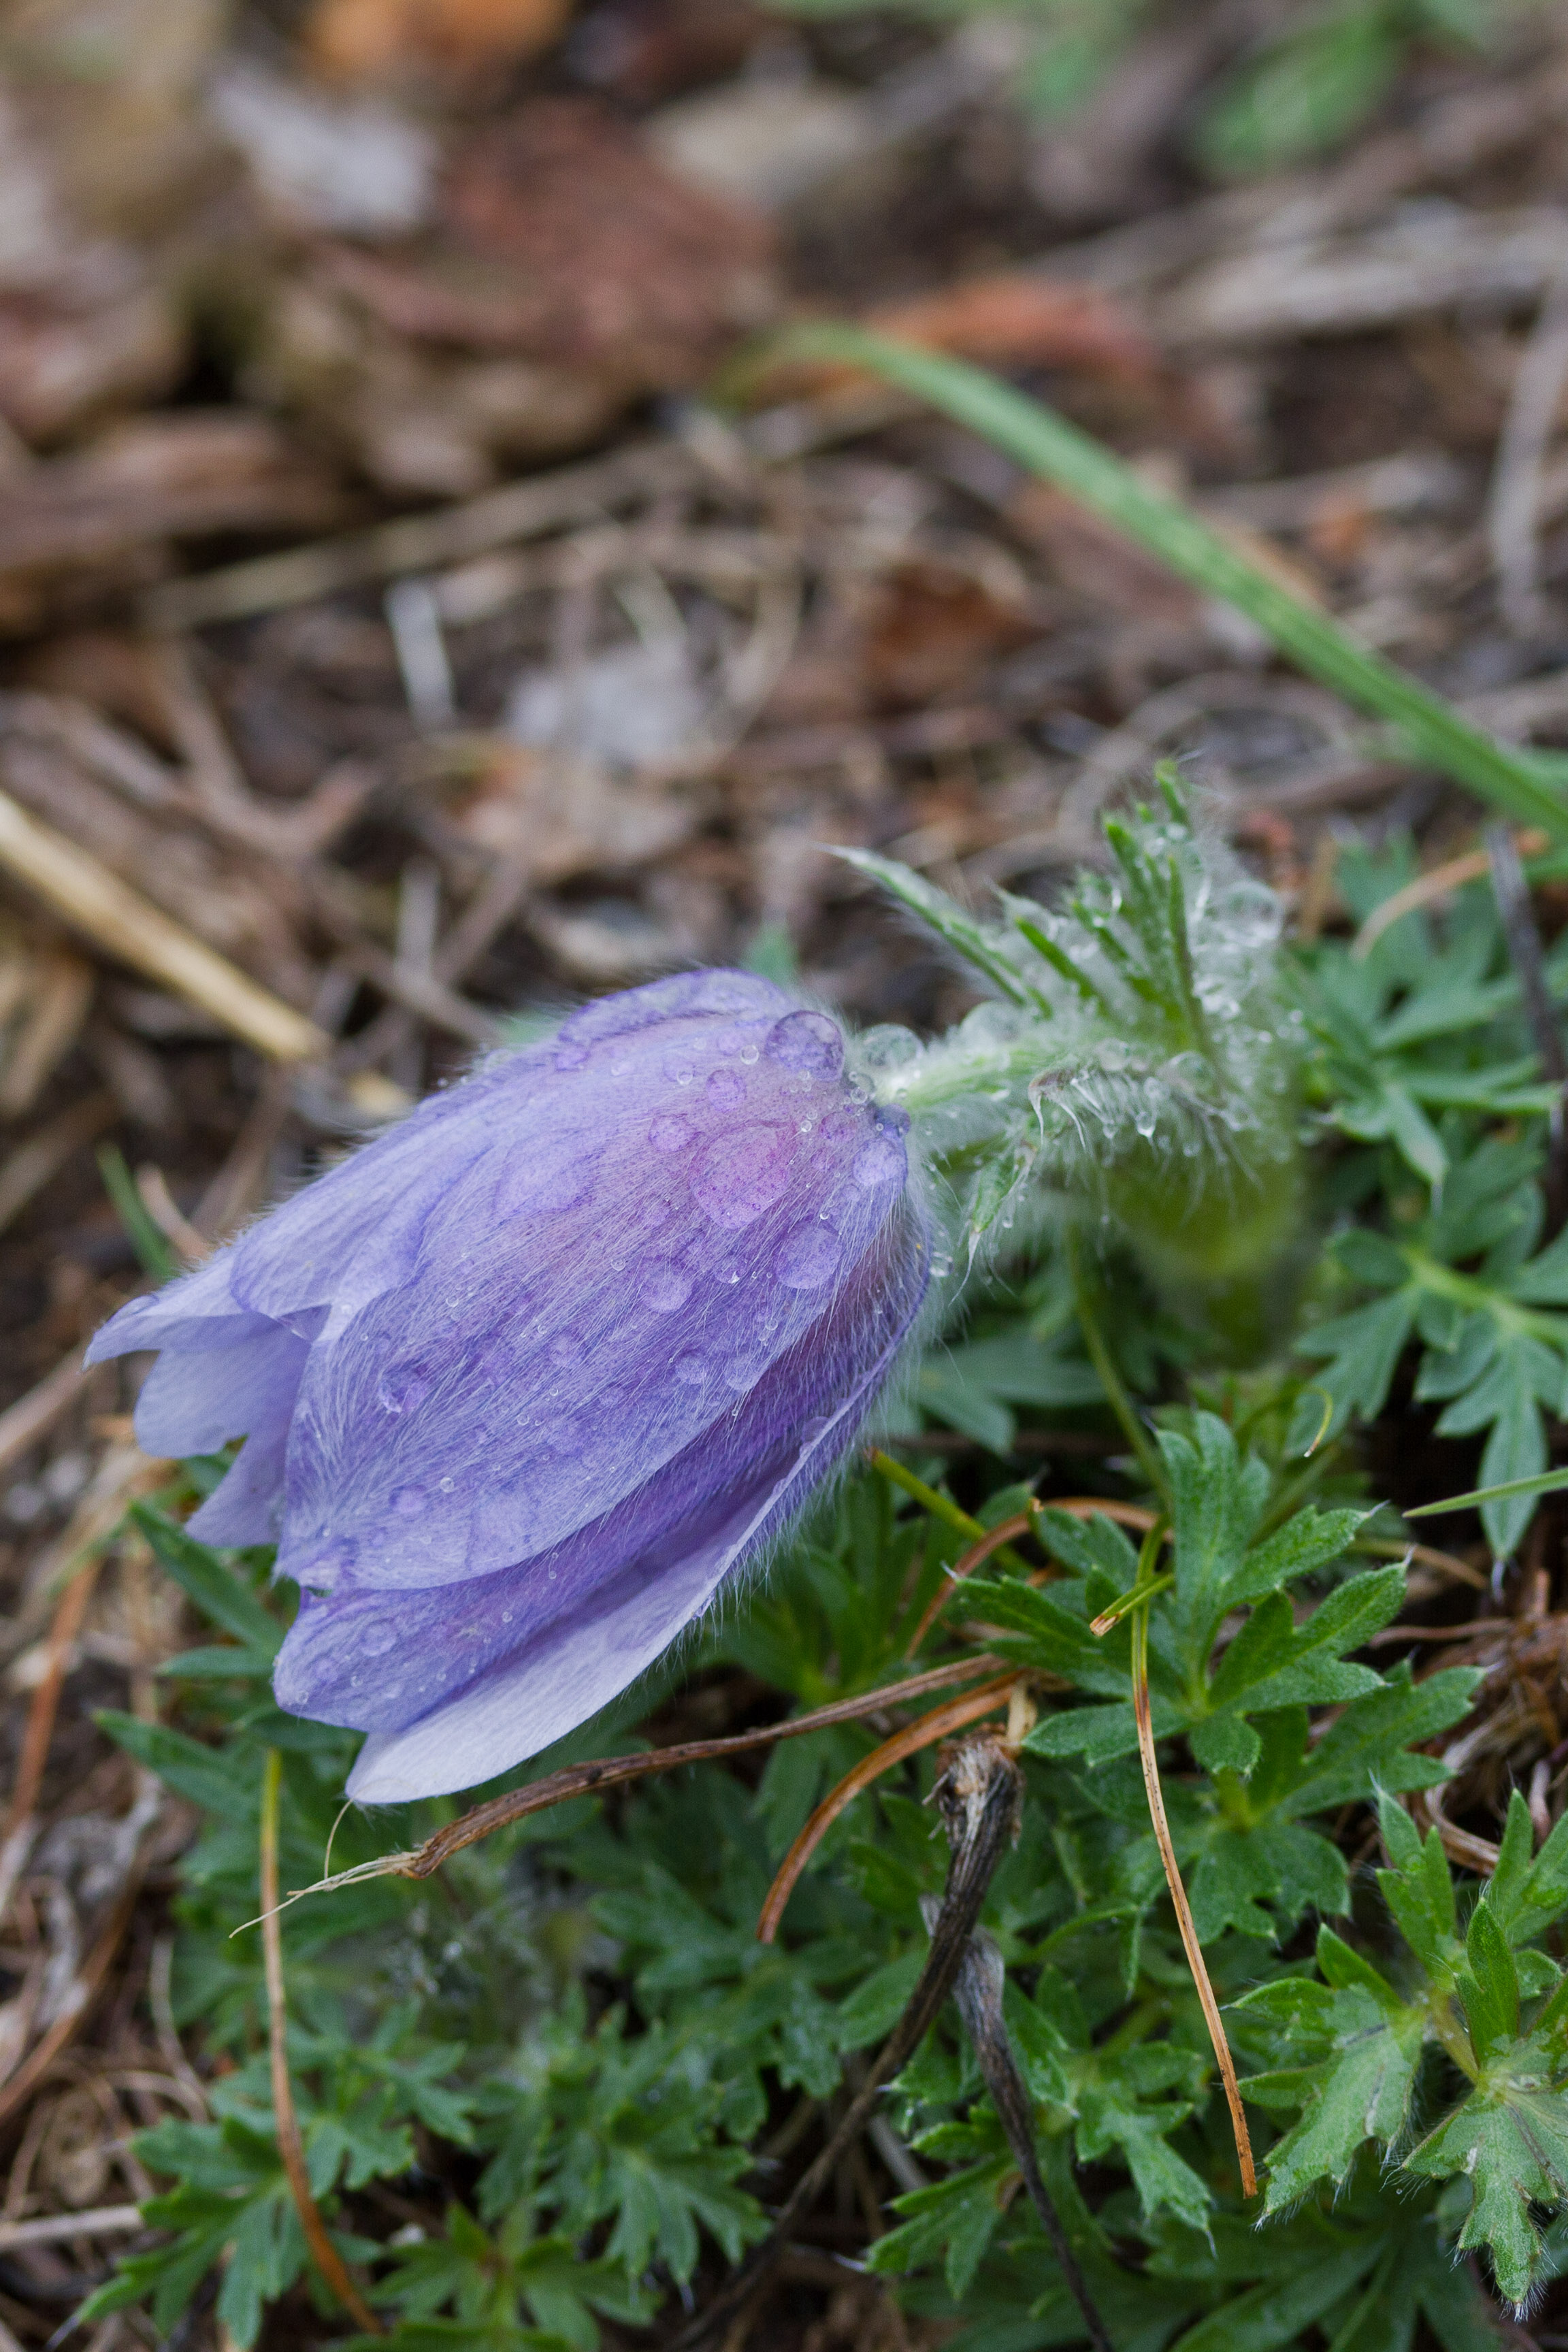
904;1497;1158;1660
675;1733;1026;2350
949;1929;1115;2352
757;1673;1021;1942
1128;1599;1254;2198
259;1750;382;2336
257;1657;1007;1920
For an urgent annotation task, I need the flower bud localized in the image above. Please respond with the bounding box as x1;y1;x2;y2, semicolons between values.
90;973;928;1801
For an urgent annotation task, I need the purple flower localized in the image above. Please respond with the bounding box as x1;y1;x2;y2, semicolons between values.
89;973;928;1802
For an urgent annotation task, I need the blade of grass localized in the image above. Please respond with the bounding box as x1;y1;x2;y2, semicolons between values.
760;327;1568;838
1407;1465;1568;1516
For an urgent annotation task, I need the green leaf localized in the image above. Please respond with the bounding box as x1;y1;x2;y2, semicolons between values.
1237;1970;1425;2210
131;1503;282;1659
867;2154;1015;2297
836;849;1047;1011
1405;2080;1568;2304
1460;1903;1522;2061
1375;1795;1458;1978
1169;2236;1387;2352
97;1712;260;1821
1297;1292;1418;1439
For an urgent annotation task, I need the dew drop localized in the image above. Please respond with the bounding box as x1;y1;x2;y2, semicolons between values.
691;1124;793;1228
764;1009;843;1079
707;1067;745;1109
438;1475;456;1491
378;1361;432;1415
649;1114;692;1153
549;1335;579;1368
739;1044;760;1064
553;1039;589;1072
644;1263;693;1313
776;1225;842;1290
672;1350;707;1386
359;1620;399;1658
391;1483;427;1517
308;1534;358;1580
853;1132;906;1189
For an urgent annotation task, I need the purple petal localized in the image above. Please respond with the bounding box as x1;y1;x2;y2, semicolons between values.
85;1250;266;1362
89;969;930;1802
133;1322;312;1458
186;1415;292;1547
329;1216;924;1799
270;998;909;1593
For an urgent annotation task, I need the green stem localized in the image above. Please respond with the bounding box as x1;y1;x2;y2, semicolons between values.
868;1450;1032;1576
1065;1230;1169;1503
764;327;1568;839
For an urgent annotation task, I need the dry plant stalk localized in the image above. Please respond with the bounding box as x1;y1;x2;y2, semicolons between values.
0;787;329;1063
245;1656;1006;1922
1129;1599;1255;2198
259;1750;382;2336
674;1732;1028;2351
757;1673;1022;1942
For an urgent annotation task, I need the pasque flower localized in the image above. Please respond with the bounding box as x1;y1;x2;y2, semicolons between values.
89;973;928;1802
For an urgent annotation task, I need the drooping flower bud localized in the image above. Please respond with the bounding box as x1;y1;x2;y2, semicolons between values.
89;973;928;1801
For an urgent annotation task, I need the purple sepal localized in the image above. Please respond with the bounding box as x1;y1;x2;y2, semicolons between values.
89;973;928;1798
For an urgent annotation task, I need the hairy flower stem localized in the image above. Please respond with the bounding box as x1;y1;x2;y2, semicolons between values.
1066;1232;1169;1502
1126;1582;1256;2200
950;1928;1116;2352
259;1751;383;2336
675;1733;1027;2349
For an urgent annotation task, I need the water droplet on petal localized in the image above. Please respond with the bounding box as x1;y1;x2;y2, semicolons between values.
359;1619;399;1658
853;1132;906;1189
438;1475;457;1491
691;1124;794;1228
765;1010;843;1079
776;1225;843;1290
649;1114;692;1153
549;1335;579;1368
553;1039;589;1071
378;1362;431;1415
304;1534;359;1584
672;1350;707;1385
644;1263;693;1313
391;1483;427;1517
707;1067;745;1109
498;1149;597;1218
